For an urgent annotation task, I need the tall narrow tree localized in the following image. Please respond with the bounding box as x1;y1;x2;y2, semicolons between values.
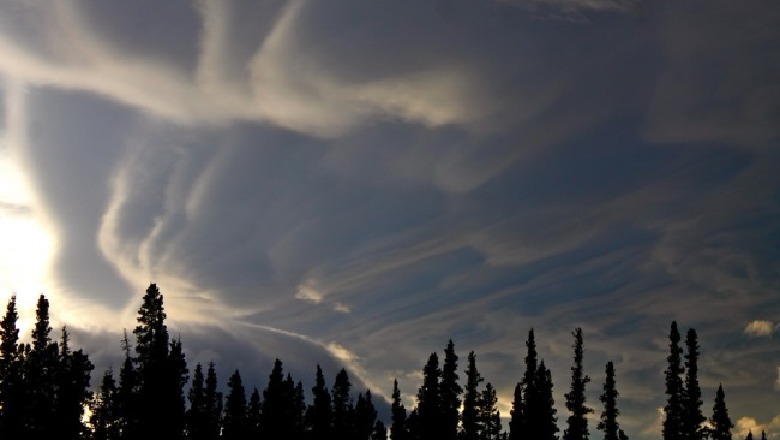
664;321;685;440
564;328;592;440
391;379;407;440
597;361;624;440
186;363;208;440
247;387;262;438
355;390;378;440
481;382;502;440
709;385;733;440
683;329;705;440
417;352;443;440
53;326;95;440
117;330;139;440
91;368;121;440
0;295;24;438
462;351;485;440
441;340;462;440
204;362;223;439
332;368;355;439
27;295;58;438
307;364;332;440
223;369;248;440
535;360;559;440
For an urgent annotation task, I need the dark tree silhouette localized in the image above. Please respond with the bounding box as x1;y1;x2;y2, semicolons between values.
664;321;685;440
262;358;300;438
598;361;627;440
564;328;592;440
27;294;58;438
332;368;355;439
247;387;262;438
416;352;443;440
509;382;524;440
511;328;538;440
223;369;248;440
462;351;485;440
91;368;121;440
307;364;332;440
117;330;139;440
390;379;407;440
0;295;24;438
536;360;559;440
683;329;705;440
186;363;208;440
53;327;94;440
481;382;502;440
745;432;753;440
204;362;223;439
372;420;388;440
709;384;733;440
355;390;378;440
441;340;462;440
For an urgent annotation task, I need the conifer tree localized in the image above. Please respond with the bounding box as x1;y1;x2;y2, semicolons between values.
664;321;685;440
223;369;248;440
597;361;624;440
291;377;307;440
745;432;753;440
117;330;139;440
204;362;223;439
91;368;121;440
462;351;485;440
373;420;388;440
186;363;208;440
332;368;355;439
417;352;443;440
441;340;462;440
54;326;95;440
536;360;559;440
709;385;733;440
509;382;524;440
168;337;189;439
247;387;262;438
683;329;704;440
391;379;407;440
27;295;58;438
0;295;24;438
355;390;378;440
307;364;332;440
481;382;502;440
760;431;766;440
262;358;295;438
564;328;592;440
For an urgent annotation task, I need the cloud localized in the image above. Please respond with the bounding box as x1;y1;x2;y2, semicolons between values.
744;320;776;337
295;279;324;304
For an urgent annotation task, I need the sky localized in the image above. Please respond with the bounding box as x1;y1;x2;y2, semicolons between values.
0;0;778;438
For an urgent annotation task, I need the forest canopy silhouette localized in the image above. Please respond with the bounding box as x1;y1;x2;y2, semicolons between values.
0;284;748;440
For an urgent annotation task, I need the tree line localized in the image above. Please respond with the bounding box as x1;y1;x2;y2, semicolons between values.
0;283;755;440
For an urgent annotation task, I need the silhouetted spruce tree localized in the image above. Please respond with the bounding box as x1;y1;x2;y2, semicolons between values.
390;379;407;440
307;364;332;440
133;283;174;438
664;321;685;440
511;328;538;440
709;384;733;440
169;337;189;439
291;376;308;440
118;330;139;440
247;387;262;438
91;368;121;440
187;363;209;440
406;409;420;440
262;358;297;438
508;382;524;440
441;340;462;440
332;368;355;439
564;328;592;440
745;432;753;440
417;352;443;440
683;329;705;440
536;360;559;440
372;420;388;440
597;361;626;440
223;369;248;440
0;295;25;438
53;326;94;440
204;362;223;439
760;431;766;440
481;382;502;440
27;295;59;438
462;351;485;440
355;390;378;440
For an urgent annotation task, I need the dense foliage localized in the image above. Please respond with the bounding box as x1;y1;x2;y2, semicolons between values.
0;285;742;440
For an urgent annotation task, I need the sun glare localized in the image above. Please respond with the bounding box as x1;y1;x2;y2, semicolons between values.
0;152;57;332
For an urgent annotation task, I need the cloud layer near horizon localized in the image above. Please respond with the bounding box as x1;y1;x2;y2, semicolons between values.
0;1;778;438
